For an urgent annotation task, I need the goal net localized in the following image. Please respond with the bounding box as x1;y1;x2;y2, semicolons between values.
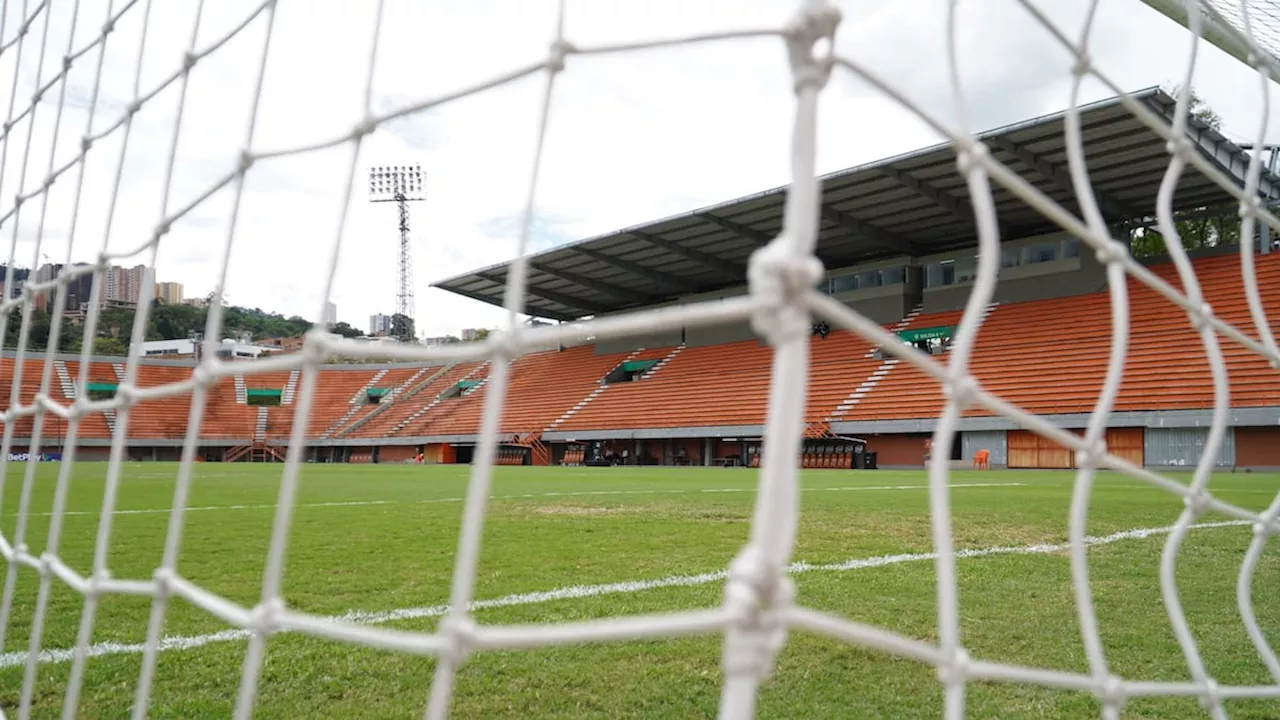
1;0;1279;718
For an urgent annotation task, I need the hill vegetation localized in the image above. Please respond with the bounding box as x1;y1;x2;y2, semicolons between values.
1;300;364;355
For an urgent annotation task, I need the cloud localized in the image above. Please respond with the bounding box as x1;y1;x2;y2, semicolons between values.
1;0;1278;342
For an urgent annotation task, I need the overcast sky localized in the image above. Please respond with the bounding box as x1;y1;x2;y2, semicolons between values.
0;0;1277;339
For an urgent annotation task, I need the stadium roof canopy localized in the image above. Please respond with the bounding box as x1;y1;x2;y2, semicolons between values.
433;86;1280;322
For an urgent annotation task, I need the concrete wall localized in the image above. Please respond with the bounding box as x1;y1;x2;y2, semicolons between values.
962;430;1008;466
921;232;1106;314
686;321;760;348
1144;426;1235;467
863;433;928;467
595;328;683;355
1230;427;1280;468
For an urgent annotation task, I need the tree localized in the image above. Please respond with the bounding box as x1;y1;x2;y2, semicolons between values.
329;321;363;339
87;336;128;356
389;313;415;343
1130;85;1241;259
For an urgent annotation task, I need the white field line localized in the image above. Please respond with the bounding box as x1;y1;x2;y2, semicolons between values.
0;519;1249;671
6;482;1026;518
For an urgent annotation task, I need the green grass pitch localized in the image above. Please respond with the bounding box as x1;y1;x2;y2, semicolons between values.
0;462;1278;718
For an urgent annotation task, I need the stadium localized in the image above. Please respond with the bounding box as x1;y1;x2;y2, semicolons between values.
4;87;1278;471
4;1;1280;718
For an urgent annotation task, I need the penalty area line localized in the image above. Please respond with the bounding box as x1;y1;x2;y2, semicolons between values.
9;482;1026;518
0;517;1246;671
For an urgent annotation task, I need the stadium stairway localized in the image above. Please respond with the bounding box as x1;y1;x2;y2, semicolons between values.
336;363;459;438
543;347;675;433
58;360;116;439
416;345;660;438
299;367;385;438
390;362;494;437
348;361;489;438
321;366;433;438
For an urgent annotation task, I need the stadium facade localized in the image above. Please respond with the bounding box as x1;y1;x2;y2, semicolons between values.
5;87;1280;470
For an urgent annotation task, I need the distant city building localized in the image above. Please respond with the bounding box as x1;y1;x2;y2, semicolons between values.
139;337;279;361
460;327;490;342
322;301;337;328
107;264;147;303
369;313;393;336
154;281;184;305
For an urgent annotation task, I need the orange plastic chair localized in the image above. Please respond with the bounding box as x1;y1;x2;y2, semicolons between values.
973;448;990;470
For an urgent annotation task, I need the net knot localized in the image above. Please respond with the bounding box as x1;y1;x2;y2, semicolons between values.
250;598;284;635
784;4;841;46
1071;52;1092;78
1183;491;1210;517
192;361;216;388
1199;677;1222;714
489;328;521;362
437;614;477;666
943;371;979;411
1096;674;1127;712
37;551;55;577
1254;515;1278;538
86;569;110;598
547;39;575;73
153;567;177;596
747;241;823;346
936;647;970;686
721;546;790;681
351;116;377;140
954;140;989;177
1187;302;1213;332
784;5;840;92
1094;239;1128;267
1076;438;1107;469
1165;136;1193;159
1238;194;1262;219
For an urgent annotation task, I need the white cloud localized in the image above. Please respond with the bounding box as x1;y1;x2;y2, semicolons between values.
0;0;1278;340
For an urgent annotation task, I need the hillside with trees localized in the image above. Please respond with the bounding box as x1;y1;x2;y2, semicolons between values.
2;299;364;355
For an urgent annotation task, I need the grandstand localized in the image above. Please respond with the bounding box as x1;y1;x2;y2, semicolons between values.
5;86;1279;471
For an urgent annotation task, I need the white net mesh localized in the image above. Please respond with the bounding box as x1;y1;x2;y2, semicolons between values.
1;0;1280;718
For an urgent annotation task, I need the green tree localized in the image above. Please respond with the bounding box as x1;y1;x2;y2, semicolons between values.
389;313;415;343
87;336;128;356
329;321;363;339
1130;86;1242;259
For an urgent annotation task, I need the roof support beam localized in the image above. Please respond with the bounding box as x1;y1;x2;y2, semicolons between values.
698;212;846;267
529;262;657;305
696;213;773;246
819;205;919;256
989;135;1143;220
569;246;700;295
629;229;747;281
438;284;507;309
1142;96;1280;202
475;271;608;316
880;166;973;224
440;283;571;321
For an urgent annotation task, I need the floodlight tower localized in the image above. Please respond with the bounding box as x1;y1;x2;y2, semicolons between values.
368;163;425;342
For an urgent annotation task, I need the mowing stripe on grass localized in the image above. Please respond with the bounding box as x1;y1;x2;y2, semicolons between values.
0;518;1247;670
7;482;1026;518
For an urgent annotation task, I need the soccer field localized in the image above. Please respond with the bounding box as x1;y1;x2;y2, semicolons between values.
0;463;1277;718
